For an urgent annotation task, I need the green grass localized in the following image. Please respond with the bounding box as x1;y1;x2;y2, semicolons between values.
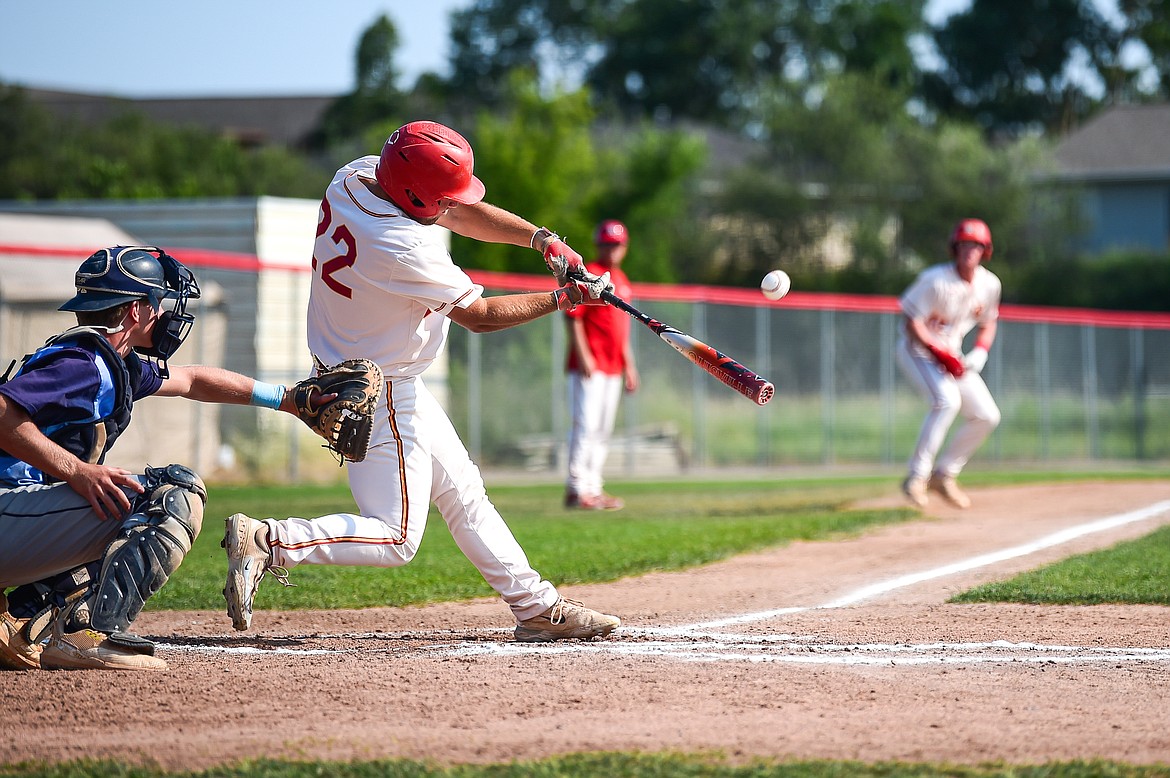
150;469;1170;612
151;476;918;611
952;523;1170;605
4;755;1169;778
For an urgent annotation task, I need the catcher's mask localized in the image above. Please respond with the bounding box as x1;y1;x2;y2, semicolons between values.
374;121;486;221
59;245;201;377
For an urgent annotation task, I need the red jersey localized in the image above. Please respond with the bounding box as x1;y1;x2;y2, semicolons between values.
565;262;632;375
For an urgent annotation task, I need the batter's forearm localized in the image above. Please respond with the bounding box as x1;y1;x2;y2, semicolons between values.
438;202;540;249
450;292;560;333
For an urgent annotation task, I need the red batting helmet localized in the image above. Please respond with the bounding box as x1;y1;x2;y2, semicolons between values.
949;218;993;259
594;219;628;246
375;121;486;221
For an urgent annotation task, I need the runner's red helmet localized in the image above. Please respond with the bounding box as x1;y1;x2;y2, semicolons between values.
375;121;486;221
949;218;993;259
594;219;629;246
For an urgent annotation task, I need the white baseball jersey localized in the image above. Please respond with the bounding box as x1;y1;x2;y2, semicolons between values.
899;262;1001;354
306;156;483;376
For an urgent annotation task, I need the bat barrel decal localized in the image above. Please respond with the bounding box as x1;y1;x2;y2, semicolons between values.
600;290;774;406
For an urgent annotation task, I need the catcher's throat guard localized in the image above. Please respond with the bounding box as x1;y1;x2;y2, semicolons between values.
293;358;383;463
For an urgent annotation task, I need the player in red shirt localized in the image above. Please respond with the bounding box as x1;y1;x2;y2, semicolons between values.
564;220;640;510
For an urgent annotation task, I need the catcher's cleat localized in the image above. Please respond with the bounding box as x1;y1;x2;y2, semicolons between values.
222;513;291;631
928;472;971;509
514;598;620;643
40;625;166;671
901;476;928;508
0;594;41;671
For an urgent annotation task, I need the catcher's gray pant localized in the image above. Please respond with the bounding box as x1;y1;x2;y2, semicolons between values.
566;370;623;497
264;374;560;621
896;338;1001;480
0;481;125;588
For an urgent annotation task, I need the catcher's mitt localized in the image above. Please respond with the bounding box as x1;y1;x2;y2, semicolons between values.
291;358;383;463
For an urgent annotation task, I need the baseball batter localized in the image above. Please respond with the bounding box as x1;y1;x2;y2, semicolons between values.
564;219;639;510
223;121;622;642
896;218;1002;509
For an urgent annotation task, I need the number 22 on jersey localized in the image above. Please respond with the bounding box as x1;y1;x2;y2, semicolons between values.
312;198;355;299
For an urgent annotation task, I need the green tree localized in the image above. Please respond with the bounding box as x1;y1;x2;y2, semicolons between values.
453;75;599;273
713;73;1060;292
0;84;326;200
1100;0;1170;100
583;125;708;283
446;74;706;283
922;0;1107;135
313;15;405;148
444;0;925;129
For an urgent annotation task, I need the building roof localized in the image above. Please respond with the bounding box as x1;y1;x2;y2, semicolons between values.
1053;103;1170;181
23;87;337;148
0;213;140;302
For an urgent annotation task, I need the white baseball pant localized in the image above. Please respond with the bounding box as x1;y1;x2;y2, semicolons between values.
264;374;559;621
566;371;623;498
896;339;1001;480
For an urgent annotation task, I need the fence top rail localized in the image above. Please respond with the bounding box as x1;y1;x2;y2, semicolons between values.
5;246;1168;330
466;270;1170;331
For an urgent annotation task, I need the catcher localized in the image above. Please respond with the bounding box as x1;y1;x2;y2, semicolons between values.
0;245;372;672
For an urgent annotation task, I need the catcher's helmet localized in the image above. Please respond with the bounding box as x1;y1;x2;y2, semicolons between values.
59;246;201;376
594;219;629;246
949;218;993;259
375;121;486;221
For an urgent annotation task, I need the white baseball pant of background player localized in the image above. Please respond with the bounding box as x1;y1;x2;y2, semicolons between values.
567;372;624;499
895;340;1000;482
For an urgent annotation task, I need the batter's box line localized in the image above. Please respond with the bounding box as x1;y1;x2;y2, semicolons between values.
423;638;1170;666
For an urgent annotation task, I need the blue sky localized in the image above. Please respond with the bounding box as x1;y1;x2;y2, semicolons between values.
0;0;474;97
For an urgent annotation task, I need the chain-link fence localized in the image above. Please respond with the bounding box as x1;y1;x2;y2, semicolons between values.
195;272;1170;482
443;274;1170;477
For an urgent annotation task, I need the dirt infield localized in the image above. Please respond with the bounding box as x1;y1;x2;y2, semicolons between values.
3;480;1170;769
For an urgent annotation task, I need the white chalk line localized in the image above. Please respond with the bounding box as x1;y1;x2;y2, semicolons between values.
159;498;1170;666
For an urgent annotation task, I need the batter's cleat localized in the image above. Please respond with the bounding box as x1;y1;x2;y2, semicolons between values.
514;598;621;642
223;513;291;631
901;476;929;508
928;473;971;509
40;625;166;671
0;594;41;671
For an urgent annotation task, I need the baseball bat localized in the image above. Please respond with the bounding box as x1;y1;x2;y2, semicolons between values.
600;289;775;406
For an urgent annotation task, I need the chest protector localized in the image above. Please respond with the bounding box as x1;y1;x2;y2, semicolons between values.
0;327;139;471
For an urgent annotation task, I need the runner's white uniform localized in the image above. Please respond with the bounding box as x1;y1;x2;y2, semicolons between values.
896;261;1002;481
265;156;558;620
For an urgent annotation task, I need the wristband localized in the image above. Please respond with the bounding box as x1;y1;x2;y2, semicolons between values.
553;288;576;312
531;227;558;252
250;381;286;409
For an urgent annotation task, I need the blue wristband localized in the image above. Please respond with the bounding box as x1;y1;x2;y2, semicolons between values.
250;381;285;410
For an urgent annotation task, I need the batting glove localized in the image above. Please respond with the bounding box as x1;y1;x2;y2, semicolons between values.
962;346;989;375
554;272;613;312
927;343;965;378
532;227;586;285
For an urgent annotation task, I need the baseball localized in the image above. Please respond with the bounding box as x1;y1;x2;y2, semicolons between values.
760;270;791;301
